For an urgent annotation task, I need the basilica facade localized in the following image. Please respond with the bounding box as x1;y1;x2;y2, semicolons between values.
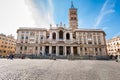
16;3;107;56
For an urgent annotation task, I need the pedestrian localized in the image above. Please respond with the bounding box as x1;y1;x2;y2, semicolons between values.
8;54;14;60
40;52;42;56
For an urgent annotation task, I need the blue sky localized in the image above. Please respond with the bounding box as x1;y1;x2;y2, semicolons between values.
0;0;119;39
32;0;120;39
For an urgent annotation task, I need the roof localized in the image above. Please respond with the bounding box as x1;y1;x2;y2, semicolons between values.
17;27;47;33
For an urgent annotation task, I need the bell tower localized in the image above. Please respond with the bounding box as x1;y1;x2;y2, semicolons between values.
69;2;78;30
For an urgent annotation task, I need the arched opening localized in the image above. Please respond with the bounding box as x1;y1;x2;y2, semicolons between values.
52;32;56;40
66;33;70;40
59;30;63;39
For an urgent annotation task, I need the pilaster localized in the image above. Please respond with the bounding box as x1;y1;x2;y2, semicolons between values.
42;46;45;55
71;46;73;55
77;47;80;55
56;46;59;56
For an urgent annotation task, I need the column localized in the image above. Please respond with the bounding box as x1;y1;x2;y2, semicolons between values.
49;32;52;42
70;33;73;40
77;33;80;44
42;46;45;55
77;47;80;55
56;32;59;41
101;34;104;45
102;48;106;55
38;32;40;43
82;33;84;44
17;32;20;42
38;47;40;55
96;35;98;45
16;46;19;54
34;32;36;43
56;46;59;56
33;46;35;54
93;48;95;56
101;36;103;45
86;33;88;44
28;32;30;43
97;48;100;55
64;32;66;41
43;32;46;43
42;32;44;43
64;46;67;56
71;46;73;55
92;33;94;44
23;32;26;43
83;47;85;55
49;46;52;54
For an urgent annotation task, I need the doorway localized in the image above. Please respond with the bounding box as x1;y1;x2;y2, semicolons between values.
73;47;78;55
66;46;70;55
59;46;63;55
45;46;49;55
52;46;56;55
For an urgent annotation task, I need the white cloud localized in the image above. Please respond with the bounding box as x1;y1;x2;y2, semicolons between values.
0;0;55;39
25;0;55;28
0;0;36;39
93;0;116;28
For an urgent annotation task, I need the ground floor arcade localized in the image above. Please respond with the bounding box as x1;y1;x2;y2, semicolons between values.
17;45;106;56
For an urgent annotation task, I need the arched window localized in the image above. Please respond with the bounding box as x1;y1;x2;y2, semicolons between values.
52;32;56;39
66;33;70;40
59;30;63;39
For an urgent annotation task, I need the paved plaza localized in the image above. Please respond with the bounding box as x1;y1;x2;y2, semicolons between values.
0;59;120;80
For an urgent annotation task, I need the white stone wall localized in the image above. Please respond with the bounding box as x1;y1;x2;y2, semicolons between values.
16;28;107;56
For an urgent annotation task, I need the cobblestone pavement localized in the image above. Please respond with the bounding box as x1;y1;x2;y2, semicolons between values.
0;59;120;80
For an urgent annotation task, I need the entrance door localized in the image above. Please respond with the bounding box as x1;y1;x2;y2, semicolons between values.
52;46;56;55
66;46;70;55
73;47;78;55
59;46;63;55
45;46;49;55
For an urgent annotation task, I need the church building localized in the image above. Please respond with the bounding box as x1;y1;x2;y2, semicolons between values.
16;2;107;56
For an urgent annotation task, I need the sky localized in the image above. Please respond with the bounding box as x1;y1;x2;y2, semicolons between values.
0;0;120;39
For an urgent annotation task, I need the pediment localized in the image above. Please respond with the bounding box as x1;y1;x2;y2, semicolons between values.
58;27;65;30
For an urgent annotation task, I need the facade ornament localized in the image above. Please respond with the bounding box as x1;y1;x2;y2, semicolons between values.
56;24;58;28
50;24;52;29
60;22;62;27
